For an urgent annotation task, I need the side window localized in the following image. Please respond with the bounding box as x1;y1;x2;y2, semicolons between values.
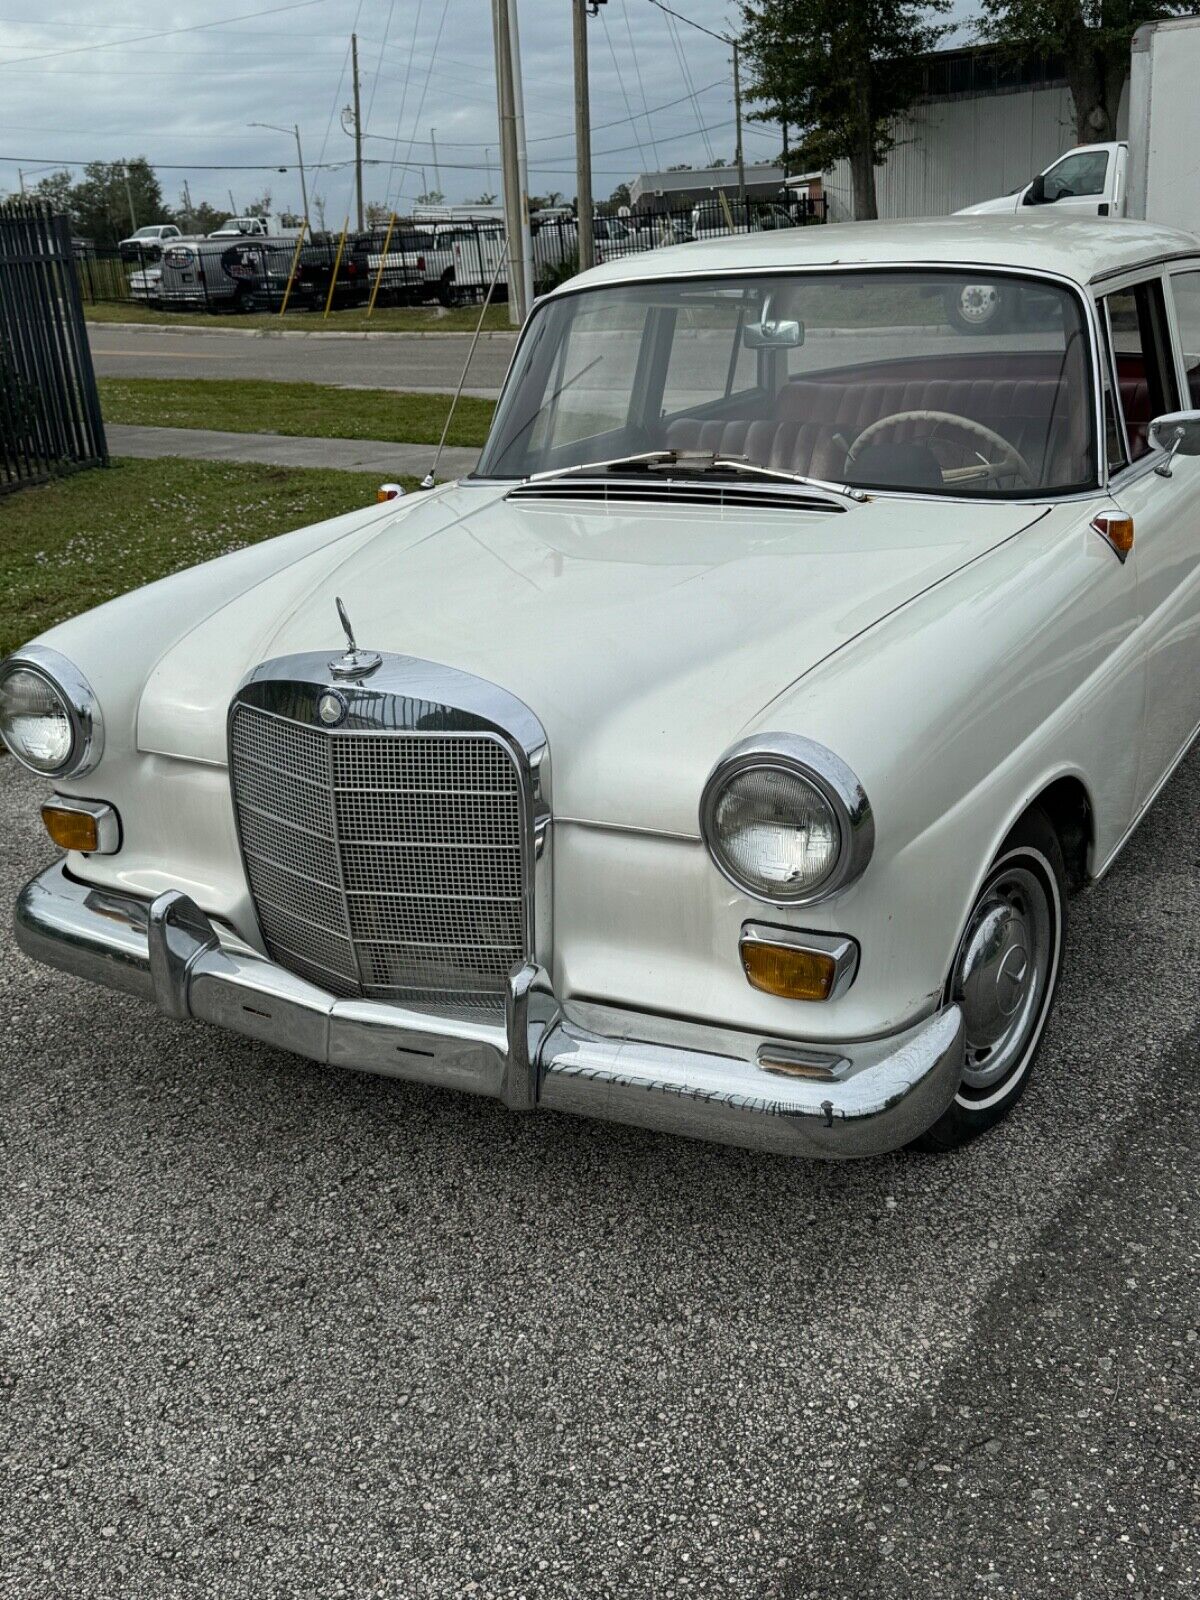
1170;269;1200;407
1100;278;1178;463
1043;150;1109;201
660;296;757;418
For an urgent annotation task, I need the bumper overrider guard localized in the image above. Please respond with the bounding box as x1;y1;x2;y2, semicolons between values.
16;861;964;1158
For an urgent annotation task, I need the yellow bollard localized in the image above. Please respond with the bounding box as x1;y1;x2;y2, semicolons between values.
279;220;307;318
366;211;397;320
323;217;349;320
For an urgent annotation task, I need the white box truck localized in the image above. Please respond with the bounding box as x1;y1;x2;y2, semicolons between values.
957;16;1200;237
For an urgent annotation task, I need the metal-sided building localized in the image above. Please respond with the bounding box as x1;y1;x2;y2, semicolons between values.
819;44;1130;222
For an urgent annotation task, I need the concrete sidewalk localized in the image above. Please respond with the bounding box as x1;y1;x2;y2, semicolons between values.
106;422;480;480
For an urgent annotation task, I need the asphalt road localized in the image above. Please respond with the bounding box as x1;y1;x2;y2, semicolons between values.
87;323;517;396
1;750;1197;1599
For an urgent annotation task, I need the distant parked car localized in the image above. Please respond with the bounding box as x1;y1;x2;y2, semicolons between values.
690;200;794;240
118;224;181;263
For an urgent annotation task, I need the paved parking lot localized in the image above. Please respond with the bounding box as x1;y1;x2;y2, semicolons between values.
0;751;1196;1598
87;323;516;396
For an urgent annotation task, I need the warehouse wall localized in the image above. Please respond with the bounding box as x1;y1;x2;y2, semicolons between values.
823;82;1130;221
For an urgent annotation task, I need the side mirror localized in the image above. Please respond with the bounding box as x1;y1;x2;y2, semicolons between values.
1148;410;1200;476
744;318;804;349
1023;173;1047;207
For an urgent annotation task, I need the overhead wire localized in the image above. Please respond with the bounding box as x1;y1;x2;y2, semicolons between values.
0;0;329;69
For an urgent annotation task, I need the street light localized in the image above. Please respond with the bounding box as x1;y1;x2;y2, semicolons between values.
248;121;310;233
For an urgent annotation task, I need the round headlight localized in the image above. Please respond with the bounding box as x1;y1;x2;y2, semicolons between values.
700;735;874;906
0;648;103;778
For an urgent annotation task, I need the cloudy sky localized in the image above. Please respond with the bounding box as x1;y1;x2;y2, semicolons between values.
0;0;793;217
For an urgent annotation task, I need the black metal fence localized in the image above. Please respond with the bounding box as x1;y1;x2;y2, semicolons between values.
74;196;828;316
1;201;107;495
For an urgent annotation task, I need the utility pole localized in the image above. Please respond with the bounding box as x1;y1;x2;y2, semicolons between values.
732;41;747;214
507;0;533;318
182;179;194;232
492;0;532;324
351;31;365;232
122;163;138;232
431;127;441;196
572;0;594;271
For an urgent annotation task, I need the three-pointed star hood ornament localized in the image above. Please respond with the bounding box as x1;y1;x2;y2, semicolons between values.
328;596;382;680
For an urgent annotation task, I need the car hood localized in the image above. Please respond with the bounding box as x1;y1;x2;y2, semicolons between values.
138;481;1045;830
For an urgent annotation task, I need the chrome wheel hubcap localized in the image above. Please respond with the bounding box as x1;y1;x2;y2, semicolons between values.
953;865;1051;1093
959;284;999;325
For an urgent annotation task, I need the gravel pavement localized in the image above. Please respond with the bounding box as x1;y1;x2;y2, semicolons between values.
1;750;1196;1599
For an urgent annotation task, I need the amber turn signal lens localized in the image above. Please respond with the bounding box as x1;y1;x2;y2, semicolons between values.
377;481;404;503
42;802;100;852
741;940;838;1001
1091;511;1134;556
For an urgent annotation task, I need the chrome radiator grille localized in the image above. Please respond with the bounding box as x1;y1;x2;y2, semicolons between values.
229;703;529;1014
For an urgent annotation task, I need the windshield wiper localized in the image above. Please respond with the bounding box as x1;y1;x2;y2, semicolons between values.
526;448;870;504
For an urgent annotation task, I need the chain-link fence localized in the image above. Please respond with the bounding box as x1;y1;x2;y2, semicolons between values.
73;197;827;316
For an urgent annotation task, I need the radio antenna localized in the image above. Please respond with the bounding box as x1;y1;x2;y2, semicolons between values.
422;234;514;490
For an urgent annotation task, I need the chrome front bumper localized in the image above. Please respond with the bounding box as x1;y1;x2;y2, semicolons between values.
15;860;965;1159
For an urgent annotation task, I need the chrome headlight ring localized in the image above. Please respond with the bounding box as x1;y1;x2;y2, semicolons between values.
0;644;104;779
699;733;874;907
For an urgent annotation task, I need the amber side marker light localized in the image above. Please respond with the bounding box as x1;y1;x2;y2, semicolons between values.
377;481;405;503
1091;510;1134;561
41;798;120;855
739;927;860;1002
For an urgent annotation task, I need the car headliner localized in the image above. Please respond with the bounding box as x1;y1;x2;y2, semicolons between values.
558;216;1200;296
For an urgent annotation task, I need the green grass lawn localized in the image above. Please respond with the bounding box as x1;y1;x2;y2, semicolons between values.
98;378;495;449
0;457;407;657
83;301;516;335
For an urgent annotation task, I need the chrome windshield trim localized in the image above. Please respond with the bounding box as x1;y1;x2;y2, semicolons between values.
482;260;1105;500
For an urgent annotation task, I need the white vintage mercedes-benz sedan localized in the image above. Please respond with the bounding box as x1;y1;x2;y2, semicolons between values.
6;218;1200;1157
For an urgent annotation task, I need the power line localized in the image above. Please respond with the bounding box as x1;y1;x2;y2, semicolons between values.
359;79;727;152
386;0;452;210
622;0;662;170
0;0;330;70
597;8;649;175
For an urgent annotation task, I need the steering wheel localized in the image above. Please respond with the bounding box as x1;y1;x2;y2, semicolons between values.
845;409;1037;490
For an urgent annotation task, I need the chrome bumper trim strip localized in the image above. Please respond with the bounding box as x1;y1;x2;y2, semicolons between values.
15;860;964;1159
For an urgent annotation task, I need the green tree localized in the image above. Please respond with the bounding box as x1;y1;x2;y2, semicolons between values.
178;196;226;235
70;158;170;245
979;0;1200;143
28;170;76;220
740;0;950;219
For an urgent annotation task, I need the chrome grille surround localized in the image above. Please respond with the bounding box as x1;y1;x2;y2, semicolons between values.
227;653;551;1017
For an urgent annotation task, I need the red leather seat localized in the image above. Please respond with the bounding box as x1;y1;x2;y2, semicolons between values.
664;365;1090;486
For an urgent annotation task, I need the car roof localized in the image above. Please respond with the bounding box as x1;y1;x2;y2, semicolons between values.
556;216;1200;296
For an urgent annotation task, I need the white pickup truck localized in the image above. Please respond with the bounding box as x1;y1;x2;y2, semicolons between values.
959;17;1200;236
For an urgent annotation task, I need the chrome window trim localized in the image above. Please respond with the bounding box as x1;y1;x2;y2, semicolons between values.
475;260;1106;502
740;921;860;1000
0;644;105;779
699;732;875;908
1094;264;1181;487
228;652;553;986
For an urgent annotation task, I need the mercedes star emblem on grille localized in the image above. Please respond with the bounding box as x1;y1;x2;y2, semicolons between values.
317;689;348;726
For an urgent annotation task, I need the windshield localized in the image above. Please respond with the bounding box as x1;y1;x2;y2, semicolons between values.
133;227;159;238
478;270;1096;497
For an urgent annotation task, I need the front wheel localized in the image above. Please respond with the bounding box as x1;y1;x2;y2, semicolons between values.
914;809;1065;1151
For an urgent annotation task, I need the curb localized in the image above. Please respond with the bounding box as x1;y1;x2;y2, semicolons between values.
86;320;519;342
